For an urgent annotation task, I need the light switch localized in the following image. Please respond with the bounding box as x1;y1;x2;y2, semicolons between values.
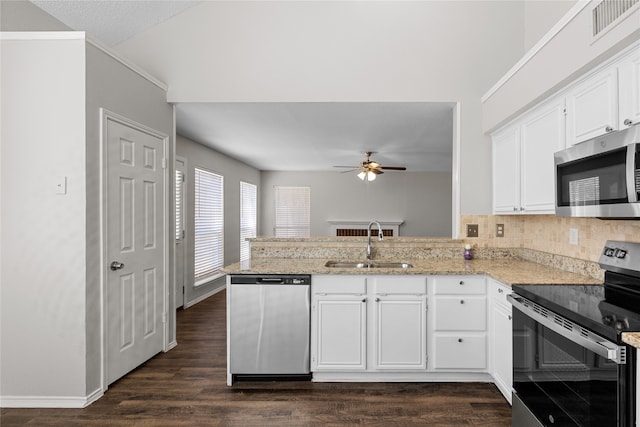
55;176;67;195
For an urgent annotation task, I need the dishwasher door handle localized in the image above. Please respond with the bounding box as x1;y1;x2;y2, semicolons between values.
256;278;285;284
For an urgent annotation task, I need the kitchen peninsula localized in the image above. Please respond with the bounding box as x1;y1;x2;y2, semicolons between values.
223;237;602;401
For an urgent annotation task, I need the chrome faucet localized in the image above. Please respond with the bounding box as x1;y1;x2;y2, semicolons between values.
366;221;384;260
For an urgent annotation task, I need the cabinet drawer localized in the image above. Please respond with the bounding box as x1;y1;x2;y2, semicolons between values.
313;275;366;294
373;276;426;294
433;335;487;370
489;280;512;307
434;296;486;331
433;276;485;295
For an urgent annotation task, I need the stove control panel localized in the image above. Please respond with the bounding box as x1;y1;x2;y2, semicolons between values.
600;240;640;275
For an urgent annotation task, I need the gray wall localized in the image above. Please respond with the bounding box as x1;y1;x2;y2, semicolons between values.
260;171;452;237
85;43;175;396
1;1;174;403
176;135;261;305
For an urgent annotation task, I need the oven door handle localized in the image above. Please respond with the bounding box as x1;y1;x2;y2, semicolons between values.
508;294;627;365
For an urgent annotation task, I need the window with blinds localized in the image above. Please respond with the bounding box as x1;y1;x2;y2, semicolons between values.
194;168;224;283
175;170;185;241
274;186;310;237
240;181;257;263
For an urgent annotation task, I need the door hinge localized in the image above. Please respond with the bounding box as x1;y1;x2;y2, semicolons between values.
563;107;567;115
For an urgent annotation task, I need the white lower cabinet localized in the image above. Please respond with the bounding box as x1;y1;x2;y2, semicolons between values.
373;277;427;370
489;279;513;404
311;275;427;372
431;275;488;371
314;295;367;371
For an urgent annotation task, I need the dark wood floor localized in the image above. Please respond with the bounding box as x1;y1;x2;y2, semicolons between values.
1;290;511;426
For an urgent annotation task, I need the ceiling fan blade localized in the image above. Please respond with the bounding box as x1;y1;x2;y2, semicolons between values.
372;169;384;175
380;166;407;170
334;165;360;168
340;169;359;173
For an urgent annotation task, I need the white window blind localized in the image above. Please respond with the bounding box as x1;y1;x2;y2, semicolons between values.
240;181;257;263
274;186;310;237
175;170;185;241
194;168;224;283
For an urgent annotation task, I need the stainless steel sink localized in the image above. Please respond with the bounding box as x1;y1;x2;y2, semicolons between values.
324;261;413;269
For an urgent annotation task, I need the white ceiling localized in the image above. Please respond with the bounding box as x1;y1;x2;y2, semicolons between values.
31;1;455;172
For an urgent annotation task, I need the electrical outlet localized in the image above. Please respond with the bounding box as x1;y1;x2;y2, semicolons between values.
466;224;478;238
569;228;579;245
496;223;504;238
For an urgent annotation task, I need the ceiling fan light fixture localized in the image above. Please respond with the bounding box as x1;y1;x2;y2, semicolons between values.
358;170;376;181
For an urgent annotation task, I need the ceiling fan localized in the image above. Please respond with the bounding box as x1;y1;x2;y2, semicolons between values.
334;151;407;181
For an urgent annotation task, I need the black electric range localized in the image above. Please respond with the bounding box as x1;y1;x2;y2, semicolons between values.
510;240;640;427
513;240;640;344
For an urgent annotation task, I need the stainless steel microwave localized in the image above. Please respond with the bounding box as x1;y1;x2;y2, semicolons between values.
555;124;640;218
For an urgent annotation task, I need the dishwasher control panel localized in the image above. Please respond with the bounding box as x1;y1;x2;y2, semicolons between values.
230;274;311;285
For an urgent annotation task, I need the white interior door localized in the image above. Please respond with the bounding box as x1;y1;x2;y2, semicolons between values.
105;111;167;385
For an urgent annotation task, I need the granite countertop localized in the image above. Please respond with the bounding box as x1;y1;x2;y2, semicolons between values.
622;333;640;349
222;257;600;287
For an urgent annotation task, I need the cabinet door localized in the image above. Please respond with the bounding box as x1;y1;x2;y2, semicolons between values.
566;67;618;145
618;47;640;129
492;303;513;404
520;98;565;213
312;296;367;371
373;295;427;370
492;125;521;213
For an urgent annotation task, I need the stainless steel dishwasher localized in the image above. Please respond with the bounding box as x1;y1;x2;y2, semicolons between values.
228;274;311;381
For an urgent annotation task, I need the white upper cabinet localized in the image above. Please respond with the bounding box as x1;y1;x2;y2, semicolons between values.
565;45;640;146
618;46;640;129
520;98;566;213
492;125;520;214
565;67;618;146
492;97;564;214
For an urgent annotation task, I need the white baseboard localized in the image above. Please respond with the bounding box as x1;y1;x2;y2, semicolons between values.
1;387;103;408
184;282;226;308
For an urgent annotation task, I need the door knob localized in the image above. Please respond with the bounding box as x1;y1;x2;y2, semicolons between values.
110;261;125;271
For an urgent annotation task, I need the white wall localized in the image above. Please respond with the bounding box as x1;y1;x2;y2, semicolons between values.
524;0;578;52
1;35;88;402
176;135;261;305
114;1;527;215
484;1;640;132
260;171;451;237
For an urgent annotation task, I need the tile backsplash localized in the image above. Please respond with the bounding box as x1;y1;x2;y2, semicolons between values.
461;214;640;262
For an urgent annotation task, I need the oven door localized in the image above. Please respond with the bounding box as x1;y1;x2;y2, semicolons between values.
509;295;632;426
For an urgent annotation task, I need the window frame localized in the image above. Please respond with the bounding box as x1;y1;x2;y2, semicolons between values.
193;167;224;286
240;181;257;263
274;186;311;238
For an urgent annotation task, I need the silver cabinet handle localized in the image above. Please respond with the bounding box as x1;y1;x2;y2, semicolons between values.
375;297;380;302
606;125;614;132
110;261;125;271
498;288;504;293
459;280;464;285
624;118;633;126
460;299;465;304
458;338;463;343
512;207;518;212
362;298;367;303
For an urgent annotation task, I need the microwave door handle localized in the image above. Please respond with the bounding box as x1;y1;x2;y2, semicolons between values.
508;295;626;364
627;144;637;202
